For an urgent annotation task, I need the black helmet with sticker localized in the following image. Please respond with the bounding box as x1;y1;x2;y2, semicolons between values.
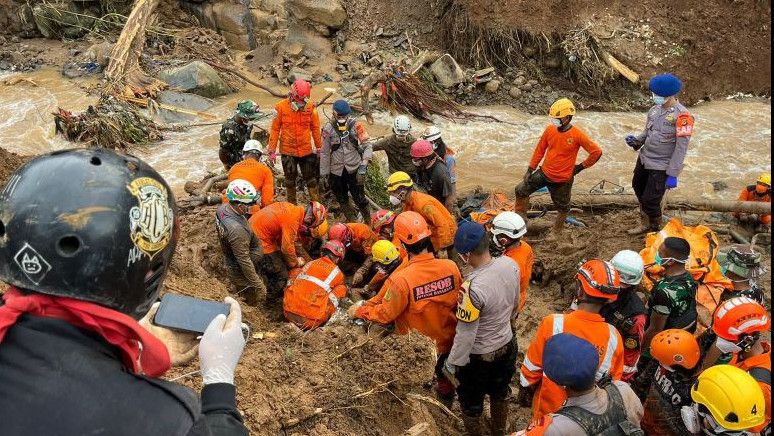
0;148;177;319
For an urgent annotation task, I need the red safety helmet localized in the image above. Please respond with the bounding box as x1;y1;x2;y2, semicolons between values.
576;259;621;301
328;223;354;247
290;79;311;103
712;296;770;342
394;211;432;244
410;140;435;159
321;240;346;262
370;209;396;234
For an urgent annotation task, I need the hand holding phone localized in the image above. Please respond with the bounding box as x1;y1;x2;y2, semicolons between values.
139;302;199;366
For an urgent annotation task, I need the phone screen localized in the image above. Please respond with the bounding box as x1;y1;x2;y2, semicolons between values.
154;294;230;334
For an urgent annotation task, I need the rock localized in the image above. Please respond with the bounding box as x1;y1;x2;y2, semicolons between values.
521;83;533;92
274;66;288;83
86;42;114;67
283;22;333;60
509;87;522;98
159;61;231;98
338;82;359;96
250;10;277;32
286;0;346;29
156;90;215;124
33;2;97;39
260;0;285;15
528;79;538;86
429;54;465;88
221;31;252;51
284;42;305;59
287;67;312;83
514;76;527;86
367;55;382;67
485;79;501;93
212;3;250;36
179;1;216;30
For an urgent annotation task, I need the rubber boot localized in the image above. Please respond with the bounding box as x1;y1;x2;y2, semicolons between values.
648;215;663;232
307;185;320;202
552;212;567;235
626;212;650;235
462;413;483;436
358;204;371;223
341;203;357;222
489;399;509;436
286;184;297;205
513;196;529;221
242;287;259;306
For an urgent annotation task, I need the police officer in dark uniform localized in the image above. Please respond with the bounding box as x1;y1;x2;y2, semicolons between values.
219;100;261;169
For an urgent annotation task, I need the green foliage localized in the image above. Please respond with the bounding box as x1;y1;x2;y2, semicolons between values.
365;161;390;208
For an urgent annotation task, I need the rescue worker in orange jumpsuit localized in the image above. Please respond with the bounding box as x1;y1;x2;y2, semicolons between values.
734;173;771;233
386;171;458;258
352;211;462;406
518;259;625;420
327;222;378;277
370;209;406;259
283;240;347;330
249;201;327;299
704;297;771;434
267;79;323;204
226;139;274;212
640;329;702;436
514;98;602;234
490;211;533;314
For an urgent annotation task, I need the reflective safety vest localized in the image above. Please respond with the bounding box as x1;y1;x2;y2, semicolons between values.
283;257;347;330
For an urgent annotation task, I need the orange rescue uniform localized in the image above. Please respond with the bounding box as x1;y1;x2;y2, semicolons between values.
504;241;534;313
735;342;771;433
736;186;771;225
283;256;347;329
249;202;305;267
520;310;624;420
345;222;378;255
355;252;461;353
227;158;275;207
403;191;457;252
528;125;602;183
268;99;323;157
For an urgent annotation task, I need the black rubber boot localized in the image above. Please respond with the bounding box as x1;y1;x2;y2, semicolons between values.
489;399;509;436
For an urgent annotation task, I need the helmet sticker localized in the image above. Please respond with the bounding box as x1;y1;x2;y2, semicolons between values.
128;177;174;260
13;242;52;285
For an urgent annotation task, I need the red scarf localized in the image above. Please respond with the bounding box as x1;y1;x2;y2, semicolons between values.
0;287;170;377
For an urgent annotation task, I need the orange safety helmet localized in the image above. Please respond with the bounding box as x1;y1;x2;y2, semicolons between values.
321;240;346;262
712;296;770;342
651;329;701;370
371;209;396;234
576;259;621;301
328;223;354;247
394;211;432;245
306;201;327;227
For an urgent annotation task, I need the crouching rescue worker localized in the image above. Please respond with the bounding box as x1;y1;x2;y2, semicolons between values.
267;79;322;204
735;173;771;233
514;98;602;234
490;211;533;314
601;250;648;381
327;222;378;278
321;100;373;221
352;211;462;406
516;334;644;436
226;140;274;211
0;149;248;435
680;365;767;435
387;171;458;258
444;222;520;435
249;201;327;299
283;240;347;330
220;100;261;169
216;179;267;306
354;240;406;300
519;259;624;420
717;244;766;303
640;329;702;435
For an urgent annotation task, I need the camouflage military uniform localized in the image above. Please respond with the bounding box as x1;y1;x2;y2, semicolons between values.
219;116;252;168
648;271;698;332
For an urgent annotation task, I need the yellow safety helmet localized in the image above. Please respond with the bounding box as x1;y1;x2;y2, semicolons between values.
386;171;413;192
691;365;766;431
549;98;576;119
756;173;771;187
312;219;329;238
371;240;401;265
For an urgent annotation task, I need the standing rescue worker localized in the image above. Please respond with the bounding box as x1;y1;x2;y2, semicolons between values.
268;79;323;204
0;149;248;435
625;74;694;234
518;259;624;420
516;334;644;436
373;115;417;180
386;171;458;257
601;249;648;382
680;365;767;435
227;139;274;210
352;211;462;406
220;100;261;169
490;211;533;314
717;244;766;303
216;180;267;306
249;201;327;299
514;98;602;234
283;240;348;330
735;173;771;233
444;222;520;435
422;125;457;192
640;329;702;435
327;222;378;278
412;139;455;211
320;100;373;221
354;239;406;300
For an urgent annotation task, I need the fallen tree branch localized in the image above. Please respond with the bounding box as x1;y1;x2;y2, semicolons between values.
532;194;771;214
352;379;397;400
406;393;461;422
203;60;285;98
198;173;228;196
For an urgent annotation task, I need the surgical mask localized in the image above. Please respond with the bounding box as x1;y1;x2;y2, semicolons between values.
655;252;685;266
552;118;563;127
389;195;402;206
720;265;728;275
652;94;667;105
655;253;665;266
715;337;743;354
681;405;702;434
412;158;424;167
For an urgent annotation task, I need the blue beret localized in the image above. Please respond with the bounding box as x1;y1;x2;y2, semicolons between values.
543;333;599;390
649;74;683;97
454;221;486;254
333;99;352;115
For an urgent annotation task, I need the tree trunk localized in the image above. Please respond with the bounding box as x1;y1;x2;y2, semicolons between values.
533;194;771;214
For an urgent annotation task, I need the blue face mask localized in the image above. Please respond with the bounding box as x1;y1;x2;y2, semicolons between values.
652;94;667;105
655;252;665;266
720;265;728;275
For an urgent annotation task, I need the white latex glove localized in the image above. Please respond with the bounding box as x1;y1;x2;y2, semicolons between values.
139;302;198;366
199;297;246;385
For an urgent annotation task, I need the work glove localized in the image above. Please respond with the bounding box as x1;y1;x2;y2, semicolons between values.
199;297;246;385
573;164;584;176
516;383;538;408
356;164;368;185
625;135;640;149
666;175;678;189
268;151;277;164
139;302;199;366
441;361;460;388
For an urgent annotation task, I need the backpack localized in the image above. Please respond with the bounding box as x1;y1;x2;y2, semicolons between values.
556;383;645;436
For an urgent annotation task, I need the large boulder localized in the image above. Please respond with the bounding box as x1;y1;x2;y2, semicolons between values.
429;54;465;88
179;1;217;30
212;3;253;50
156;90;214;124
286;0;346;30
159;61;231;98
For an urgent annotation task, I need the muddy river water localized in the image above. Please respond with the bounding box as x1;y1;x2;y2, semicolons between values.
1;68;770;198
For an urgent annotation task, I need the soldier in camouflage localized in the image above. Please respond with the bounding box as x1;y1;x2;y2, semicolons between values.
219;100;261;169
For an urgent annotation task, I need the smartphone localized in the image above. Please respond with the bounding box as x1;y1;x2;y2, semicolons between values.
154;294;231;334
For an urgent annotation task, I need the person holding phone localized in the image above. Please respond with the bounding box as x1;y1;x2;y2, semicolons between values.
0;149;248;436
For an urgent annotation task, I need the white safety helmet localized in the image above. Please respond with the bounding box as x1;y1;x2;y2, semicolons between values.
393;115;411;136
610;250;645;285
421;125;442;142
490;212;527;248
226;179;259;205
243;139;263;154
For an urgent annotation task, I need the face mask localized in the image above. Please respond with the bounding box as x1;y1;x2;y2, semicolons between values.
720;265;728;275
681;405;702;434
569;299;579;311
652;94;667;105
655;253;665;266
412;158;424;167
715;337;743;354
552;118;563;127
389;195;402;206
